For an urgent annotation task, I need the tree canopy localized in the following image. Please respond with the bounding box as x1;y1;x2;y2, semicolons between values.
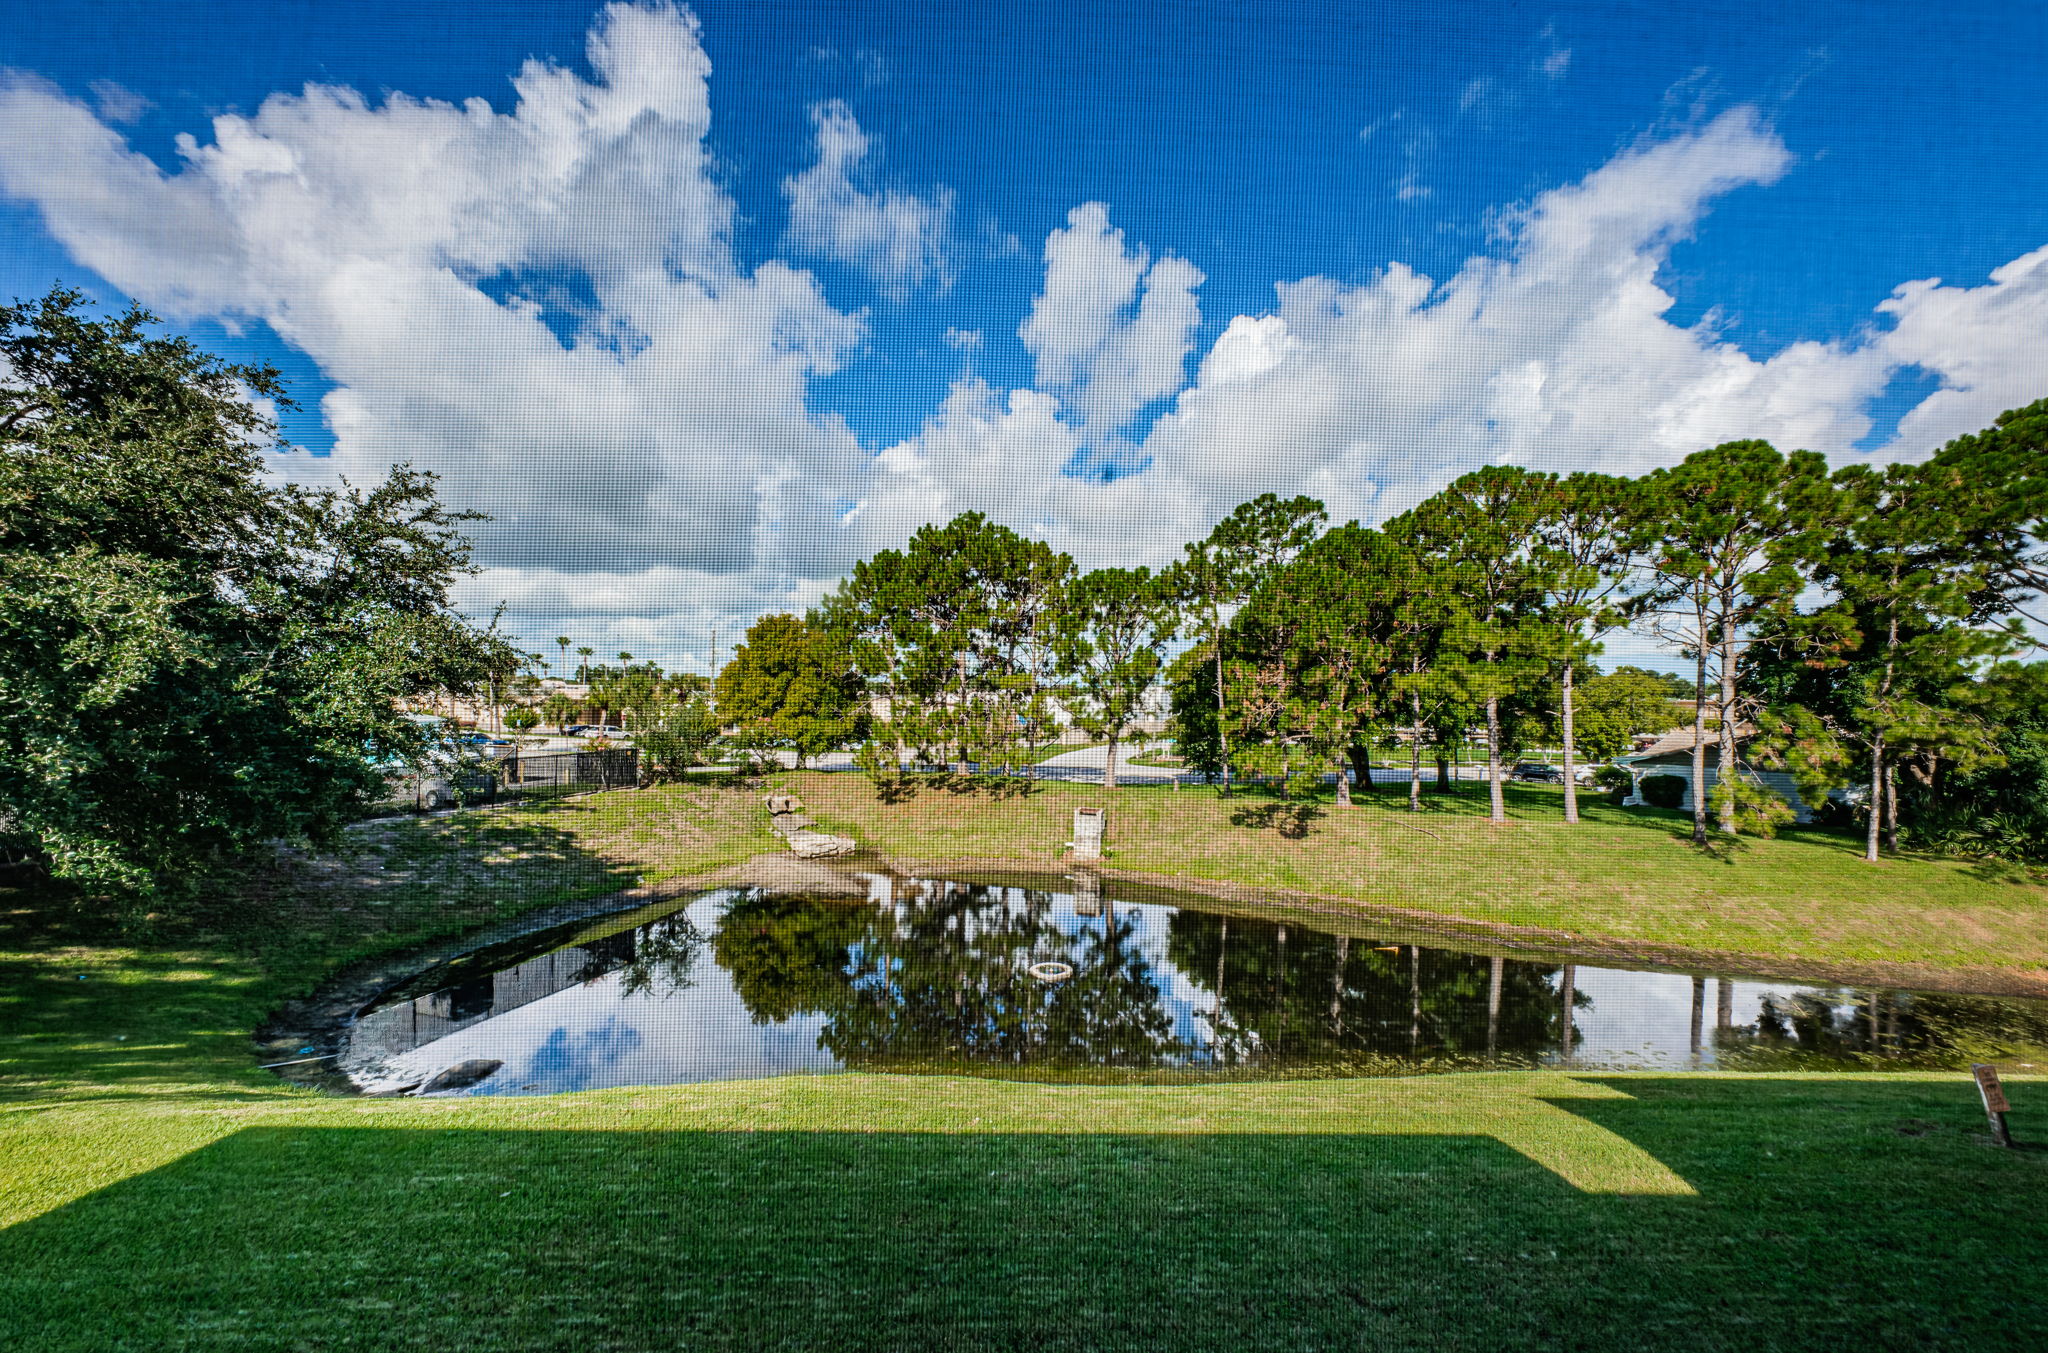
0;288;519;910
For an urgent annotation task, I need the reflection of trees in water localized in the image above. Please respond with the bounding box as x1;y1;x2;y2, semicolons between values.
1163;913;1567;1066
1714;987;2048;1069
607;913;708;999
708;884;1588;1072
715;883;1180;1069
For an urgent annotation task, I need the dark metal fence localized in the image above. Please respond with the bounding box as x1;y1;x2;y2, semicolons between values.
373;747;641;814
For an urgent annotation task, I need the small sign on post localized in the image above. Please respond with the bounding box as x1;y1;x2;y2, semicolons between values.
1972;1063;2015;1147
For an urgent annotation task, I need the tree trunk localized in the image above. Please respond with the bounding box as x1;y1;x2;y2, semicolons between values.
1883;760;1899;854
1486;955;1503;1056
1409;945;1423;1054
1214;917;1228;1028
1273;926;1287;1053
1435;743;1450;793
1558;964;1576;1062
1409;692;1424;813
1211;590;1230;795
1560;659;1580;824
1348;743;1375;795
1330;935;1349;1027
1333;752;1352;807
1690;644;1710;846
1689;976;1705;1061
1717;621;1739;836
1485;693;1506;824
1104;731;1120;792
1865;736;1885;863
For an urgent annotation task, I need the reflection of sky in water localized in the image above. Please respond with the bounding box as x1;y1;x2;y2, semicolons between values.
347;896;840;1095
1565;970;1824;1068
339;877;2018;1096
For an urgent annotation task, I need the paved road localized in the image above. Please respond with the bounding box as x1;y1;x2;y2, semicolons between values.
1035;741;1173;780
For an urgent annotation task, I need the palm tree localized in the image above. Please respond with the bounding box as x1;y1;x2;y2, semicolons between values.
556;636;571;679
575;646;594;683
618;650;633;667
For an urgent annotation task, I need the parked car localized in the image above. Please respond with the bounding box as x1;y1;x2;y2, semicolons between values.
575;725;627;739
1510;762;1564;783
449;732;514;748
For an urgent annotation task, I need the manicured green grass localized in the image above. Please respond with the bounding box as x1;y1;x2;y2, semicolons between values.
3;1069;2043;1350
6;774;2047;1349
793;773;2048;979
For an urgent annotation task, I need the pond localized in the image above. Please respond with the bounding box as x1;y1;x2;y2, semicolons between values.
313;874;2048;1096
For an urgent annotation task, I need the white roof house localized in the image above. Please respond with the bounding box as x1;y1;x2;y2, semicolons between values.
1613;725;1813;822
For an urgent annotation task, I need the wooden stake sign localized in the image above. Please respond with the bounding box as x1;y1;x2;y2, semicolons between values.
1971;1063;2015;1147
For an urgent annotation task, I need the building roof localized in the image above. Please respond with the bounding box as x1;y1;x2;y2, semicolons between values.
1619;723;1756;764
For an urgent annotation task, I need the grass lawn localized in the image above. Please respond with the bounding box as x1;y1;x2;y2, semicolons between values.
5;775;2047;1348
792;772;2048;984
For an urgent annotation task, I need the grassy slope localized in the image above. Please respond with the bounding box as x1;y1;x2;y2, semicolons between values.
5;775;2048;1348
795;773;2048;976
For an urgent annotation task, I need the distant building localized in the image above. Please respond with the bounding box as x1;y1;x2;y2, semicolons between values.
1614;726;1812;821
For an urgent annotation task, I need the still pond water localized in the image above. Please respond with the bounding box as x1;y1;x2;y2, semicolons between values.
330;875;2048;1096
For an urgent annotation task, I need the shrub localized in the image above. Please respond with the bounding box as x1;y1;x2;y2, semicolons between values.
1637;774;1687;809
1590;765;1633;799
1710;774;1797;838
503;705;540;732
638;700;721;784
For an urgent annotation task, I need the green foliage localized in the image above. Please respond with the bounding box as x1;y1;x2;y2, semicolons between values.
1225;524;1407;798
539;692;578;730
1633;440;1831;837
1590;765;1634;798
0;288;518;913
1571;667;1685;762
1164;648;1223;778
502;705;540;732
1637;774;1687;809
820;512;1070;773
1709;773;1797;838
637;699;723;783
1168;493;1328;784
1390;467;1562;819
714;613;863;767
1053;566;1177;789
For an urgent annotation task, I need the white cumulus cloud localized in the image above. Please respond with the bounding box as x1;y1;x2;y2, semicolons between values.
0;1;885;659
782;98;957;299
2;2;2043;671
1017;202;1205;435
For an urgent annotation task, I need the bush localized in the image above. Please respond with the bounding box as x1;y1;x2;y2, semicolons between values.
502;705;540;732
638;700;721;784
1590;765;1633;799
1710;774;1797;838
1637;774;1687;809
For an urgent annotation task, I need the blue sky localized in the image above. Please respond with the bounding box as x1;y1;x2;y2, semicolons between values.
3;0;2044;670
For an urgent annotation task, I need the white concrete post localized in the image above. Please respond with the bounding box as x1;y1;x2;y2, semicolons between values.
1071;807;1106;861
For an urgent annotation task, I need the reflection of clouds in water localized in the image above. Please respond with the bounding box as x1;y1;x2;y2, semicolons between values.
355;934;840;1095
342;878;1970;1096
1566;971;1853;1067
519;1018;644;1092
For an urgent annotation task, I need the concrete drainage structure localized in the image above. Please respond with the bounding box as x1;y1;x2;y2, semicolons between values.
1070;807;1105;861
765;793;856;859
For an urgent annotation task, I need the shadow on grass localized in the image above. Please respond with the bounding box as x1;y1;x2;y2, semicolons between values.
873;772;1046;805
1;1076;2041;1351
1229;797;1327;838
0;813;638;1108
